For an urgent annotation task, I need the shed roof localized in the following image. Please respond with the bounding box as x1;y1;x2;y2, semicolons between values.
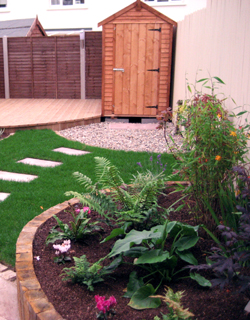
98;0;177;27
0;17;47;37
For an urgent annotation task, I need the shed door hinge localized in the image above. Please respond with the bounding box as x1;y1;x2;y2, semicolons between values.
147;68;160;73
146;105;158;109
148;27;161;32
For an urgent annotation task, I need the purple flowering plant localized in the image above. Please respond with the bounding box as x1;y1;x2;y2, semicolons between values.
137;153;167;175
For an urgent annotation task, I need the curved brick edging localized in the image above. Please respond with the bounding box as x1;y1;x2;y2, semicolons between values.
15;198;79;320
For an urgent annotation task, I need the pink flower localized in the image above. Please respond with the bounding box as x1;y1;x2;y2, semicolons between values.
83;206;91;214
106;296;117;311
75;208;81;214
95;295;117;314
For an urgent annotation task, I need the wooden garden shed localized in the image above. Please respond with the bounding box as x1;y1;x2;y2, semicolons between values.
98;0;177;118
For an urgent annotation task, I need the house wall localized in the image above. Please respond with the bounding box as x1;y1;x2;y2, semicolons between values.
0;0;206;31
173;0;250;123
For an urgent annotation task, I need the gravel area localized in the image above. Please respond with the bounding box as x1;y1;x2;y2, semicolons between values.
58;122;183;153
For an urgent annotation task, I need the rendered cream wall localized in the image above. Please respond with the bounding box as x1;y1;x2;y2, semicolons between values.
0;0;206;31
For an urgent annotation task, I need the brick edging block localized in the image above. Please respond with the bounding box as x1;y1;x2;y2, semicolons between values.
16;198;79;320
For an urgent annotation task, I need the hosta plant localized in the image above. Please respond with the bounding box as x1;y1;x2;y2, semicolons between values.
107;220;200;284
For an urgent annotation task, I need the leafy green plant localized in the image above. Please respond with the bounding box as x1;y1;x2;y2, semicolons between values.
61;255;106;291
108;220;200;284
46;205;101;244
160;76;249;231
61;252;122;292
66;157;168;230
153;287;194;320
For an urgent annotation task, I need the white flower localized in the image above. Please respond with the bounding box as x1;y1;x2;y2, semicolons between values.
53;239;71;254
34;256;40;261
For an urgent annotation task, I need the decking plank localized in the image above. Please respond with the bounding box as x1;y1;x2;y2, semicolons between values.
0;99;101;133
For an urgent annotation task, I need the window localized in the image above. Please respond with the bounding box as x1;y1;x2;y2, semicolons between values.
0;0;7;8
51;0;84;6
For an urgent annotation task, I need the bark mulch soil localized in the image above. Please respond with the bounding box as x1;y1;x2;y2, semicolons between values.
33;188;250;320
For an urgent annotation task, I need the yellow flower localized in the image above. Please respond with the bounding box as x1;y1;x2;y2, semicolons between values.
217;114;221;118
235;189;241;197
215;155;222;161
230;131;237;137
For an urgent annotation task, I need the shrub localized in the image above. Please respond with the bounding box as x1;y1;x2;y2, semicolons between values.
159;76;250;231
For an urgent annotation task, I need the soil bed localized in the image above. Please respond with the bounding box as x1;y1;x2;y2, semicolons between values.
33;188;250;320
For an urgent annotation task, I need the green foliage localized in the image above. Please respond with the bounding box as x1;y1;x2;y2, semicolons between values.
128;284;161;310
108;220;199;283
61;255;106;291
46;205;101;244
66;157;168;230
153;287;194;320
167;76;249;231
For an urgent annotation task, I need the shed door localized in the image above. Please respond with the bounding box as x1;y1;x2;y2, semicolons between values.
113;23;161;116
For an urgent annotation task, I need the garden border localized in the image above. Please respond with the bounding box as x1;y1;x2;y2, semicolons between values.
15;181;189;320
16;198;79;320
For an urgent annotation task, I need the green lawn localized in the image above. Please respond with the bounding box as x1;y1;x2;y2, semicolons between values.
0;129;177;266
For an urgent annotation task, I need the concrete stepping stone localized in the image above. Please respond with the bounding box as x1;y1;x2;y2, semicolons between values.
53;147;90;156
0;171;38;182
0;193;10;202
17;158;62;168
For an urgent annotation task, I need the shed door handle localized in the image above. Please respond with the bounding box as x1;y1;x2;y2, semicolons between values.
113;68;124;72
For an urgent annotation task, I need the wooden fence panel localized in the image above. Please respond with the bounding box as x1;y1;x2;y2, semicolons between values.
8;38;33;98
85;31;102;99
57;36;81;99
0;39;4;98
32;37;57;98
3;34;102;99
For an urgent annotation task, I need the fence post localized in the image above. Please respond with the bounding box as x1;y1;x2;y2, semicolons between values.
80;30;86;99
3;36;9;99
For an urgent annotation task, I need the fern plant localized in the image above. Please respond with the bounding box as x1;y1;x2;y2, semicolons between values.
61;255;105;291
61;254;121;292
65;157;167;230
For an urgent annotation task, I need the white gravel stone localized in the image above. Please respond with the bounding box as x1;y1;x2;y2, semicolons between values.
58;122;183;153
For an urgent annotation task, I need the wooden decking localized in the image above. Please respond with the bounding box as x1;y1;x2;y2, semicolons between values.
0;99;102;133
